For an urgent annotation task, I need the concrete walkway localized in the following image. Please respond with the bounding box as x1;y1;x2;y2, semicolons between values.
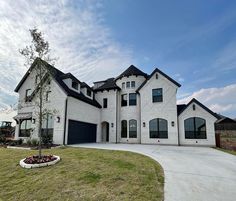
70;143;236;201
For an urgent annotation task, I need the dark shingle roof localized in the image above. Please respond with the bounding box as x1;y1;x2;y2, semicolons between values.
136;68;181;92
94;78;120;92
177;104;187;115
15;58;101;108
178;98;219;119
115;65;148;80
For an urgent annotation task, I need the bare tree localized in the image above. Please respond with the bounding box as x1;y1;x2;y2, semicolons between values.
19;28;57;157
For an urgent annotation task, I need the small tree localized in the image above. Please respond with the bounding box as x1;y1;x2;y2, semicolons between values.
19;28;57;157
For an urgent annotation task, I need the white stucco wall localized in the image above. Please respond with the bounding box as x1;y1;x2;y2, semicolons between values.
95;90;117;143
66;96;101;144
15;65;67;144
178;102;217;146
116;75;146;143
139;72;179;145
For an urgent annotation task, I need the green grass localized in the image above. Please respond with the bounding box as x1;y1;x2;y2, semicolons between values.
215;148;236;156
0;147;164;201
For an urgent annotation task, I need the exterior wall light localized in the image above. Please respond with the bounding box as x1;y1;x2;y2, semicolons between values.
143;122;146;127
111;123;114;127
193;104;196;111
56;116;60;123
32;119;36;124
171;121;174;127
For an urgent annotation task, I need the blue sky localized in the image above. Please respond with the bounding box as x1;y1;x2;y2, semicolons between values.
0;0;236;117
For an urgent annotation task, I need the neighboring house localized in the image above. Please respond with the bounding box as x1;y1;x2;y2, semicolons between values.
14;58;219;146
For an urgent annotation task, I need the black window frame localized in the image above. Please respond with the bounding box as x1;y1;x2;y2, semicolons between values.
122;82;125;89
72;81;78;90
121;94;127;106
19;119;32;137
126;82;130;88
103;98;108;108
129;119;137;138
129;93;137;106
25;89;32;102
184;117;206;139
131;81;135;88
87;89;92;97
121;120;127;138
149;118;168;139
152;88;163;102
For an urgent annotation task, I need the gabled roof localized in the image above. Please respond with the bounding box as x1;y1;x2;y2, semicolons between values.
136;68;181;92
177;104;187;115
80;82;93;91
178;98;220;119
115;65;148;80
94;78;120;92
15;58;101;108
61;73;81;83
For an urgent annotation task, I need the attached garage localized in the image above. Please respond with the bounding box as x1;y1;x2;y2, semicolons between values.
67;120;97;144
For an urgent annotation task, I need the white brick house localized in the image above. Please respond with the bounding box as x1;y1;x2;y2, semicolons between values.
14;58;219;146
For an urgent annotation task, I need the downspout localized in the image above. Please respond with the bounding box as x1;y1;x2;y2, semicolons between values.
63;97;68;145
115;90;118;143
177;116;180;146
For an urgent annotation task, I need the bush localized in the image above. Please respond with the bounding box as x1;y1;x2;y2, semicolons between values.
42;132;53;146
26;138;32;146
31;139;39;147
18;138;23;145
0;136;6;144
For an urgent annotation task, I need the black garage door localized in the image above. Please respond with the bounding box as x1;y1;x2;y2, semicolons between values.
68;120;97;144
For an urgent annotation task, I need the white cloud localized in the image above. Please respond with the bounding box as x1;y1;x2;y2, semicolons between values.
178;84;236;118
0;0;133;110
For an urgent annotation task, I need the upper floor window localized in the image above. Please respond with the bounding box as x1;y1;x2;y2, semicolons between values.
131;81;135;88
184;117;206;139
129;93;137;106
149;118;168;138
121;94;127;106
35;75;40;84
122;82;125;89
46;91;51;101
87;89;92;97
126;82;130;88
121;120;127;138
25;89;32;102
103;98;107;108
72;81;78;90
152;88;163;102
129;119;137;138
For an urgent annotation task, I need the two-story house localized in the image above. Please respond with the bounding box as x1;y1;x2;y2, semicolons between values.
14;58;219;146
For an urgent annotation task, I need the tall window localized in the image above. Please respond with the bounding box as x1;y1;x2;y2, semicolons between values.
122;82;125;89
131;81;135;88
149;118;168;138
35;75;40;84
25;89;32;102
42;114;54;137
19;119;32;137
121;94;127;106
87;89;92;97
72;81;78;90
184;117;206;139
129;93;137;106
103;98;107;108
152;88;163;102
129;119;137;138
126;82;130;88
46;91;51;101
121;120;127;138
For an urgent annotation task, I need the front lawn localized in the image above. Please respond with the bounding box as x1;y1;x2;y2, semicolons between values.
0;147;164;201
215;148;236;156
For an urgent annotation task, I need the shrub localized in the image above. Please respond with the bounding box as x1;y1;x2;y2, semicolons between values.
31;139;39;147
18;138;23;145
0;136;6;144
42;132;53;146
26;138;32;146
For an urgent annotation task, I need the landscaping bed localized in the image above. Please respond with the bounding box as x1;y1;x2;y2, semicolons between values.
0;147;164;201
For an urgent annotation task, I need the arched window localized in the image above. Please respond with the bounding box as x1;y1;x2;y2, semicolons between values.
184;117;206;139
121;120;127;138
129;119;137;138
149;118;168;138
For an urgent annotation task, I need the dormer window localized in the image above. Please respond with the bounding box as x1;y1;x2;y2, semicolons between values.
87;89;92;97
122;82;125;89
72;81;78;90
131;81;135;88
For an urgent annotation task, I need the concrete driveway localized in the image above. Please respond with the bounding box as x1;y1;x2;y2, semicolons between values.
70;143;236;201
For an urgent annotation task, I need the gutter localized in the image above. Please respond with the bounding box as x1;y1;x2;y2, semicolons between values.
63;98;68;145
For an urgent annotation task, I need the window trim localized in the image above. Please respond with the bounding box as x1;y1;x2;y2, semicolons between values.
72;81;78;90
122;82;125;89
152;88;163;103
149;118;168;139
129;119;137;138
184;117;207;139
19;119;32;137
25;89;32;102
129;93;137;106
87;89;92;97
131;81;135;88
103;98;108;108
121;120;127;138
46;91;51;102
126;81;130;88
121;94;127;107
